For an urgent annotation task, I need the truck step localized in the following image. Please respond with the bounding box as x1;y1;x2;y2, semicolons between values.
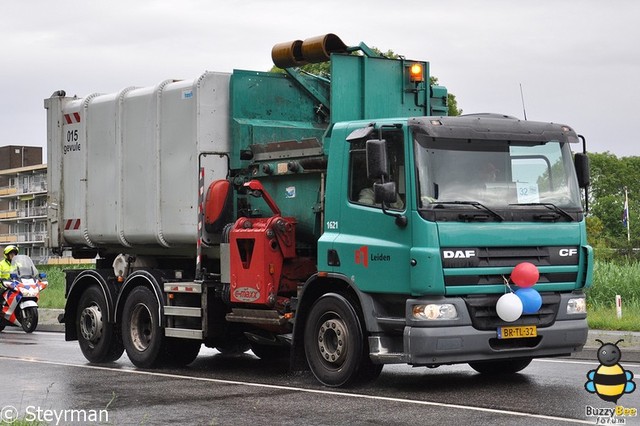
226;309;288;326
164;327;203;340
369;352;409;364
164;306;202;318
244;332;293;346
164;282;202;293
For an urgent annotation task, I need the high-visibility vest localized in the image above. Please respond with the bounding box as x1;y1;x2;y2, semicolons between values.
0;258;12;280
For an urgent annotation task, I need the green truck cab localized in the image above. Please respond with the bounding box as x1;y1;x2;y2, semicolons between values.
309;115;591;384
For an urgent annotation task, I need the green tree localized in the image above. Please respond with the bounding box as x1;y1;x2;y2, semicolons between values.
270;48;461;116
588;152;640;250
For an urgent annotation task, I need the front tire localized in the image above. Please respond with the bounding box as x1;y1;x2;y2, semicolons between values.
20;307;38;333
77;286;124;363
121;286;164;368
468;358;532;375
304;293;381;387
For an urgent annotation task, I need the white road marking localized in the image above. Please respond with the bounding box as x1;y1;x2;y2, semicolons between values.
0;355;592;425
534;358;640;369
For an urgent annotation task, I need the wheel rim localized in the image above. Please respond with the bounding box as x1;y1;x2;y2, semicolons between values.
316;313;349;367
23;310;34;329
130;303;153;352
80;304;103;346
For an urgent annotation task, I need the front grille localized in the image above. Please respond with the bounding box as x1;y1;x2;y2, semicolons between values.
441;246;579;286
445;272;576;286
464;293;560;330
441;246;579;268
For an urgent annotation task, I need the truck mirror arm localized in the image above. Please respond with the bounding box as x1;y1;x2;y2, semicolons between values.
379;201;407;228
372;180;407;227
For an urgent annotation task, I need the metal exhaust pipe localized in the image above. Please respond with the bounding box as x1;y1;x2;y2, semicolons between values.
271;33;348;68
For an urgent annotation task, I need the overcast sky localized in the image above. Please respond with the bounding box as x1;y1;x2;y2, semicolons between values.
2;0;639;161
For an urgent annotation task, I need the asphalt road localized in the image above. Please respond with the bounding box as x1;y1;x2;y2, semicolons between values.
1;330;639;425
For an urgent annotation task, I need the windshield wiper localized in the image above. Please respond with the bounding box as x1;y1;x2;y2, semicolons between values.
509;202;575;221
432;201;504;222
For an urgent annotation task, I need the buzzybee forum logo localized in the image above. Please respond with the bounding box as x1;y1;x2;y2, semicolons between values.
585;339;636;403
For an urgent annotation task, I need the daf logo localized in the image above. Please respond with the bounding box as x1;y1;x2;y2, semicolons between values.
443;250;476;259
559;248;578;257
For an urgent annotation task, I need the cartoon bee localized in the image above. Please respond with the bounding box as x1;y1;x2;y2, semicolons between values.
585;339;636;403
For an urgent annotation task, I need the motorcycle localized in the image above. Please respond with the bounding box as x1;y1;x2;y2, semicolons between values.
0;254;48;333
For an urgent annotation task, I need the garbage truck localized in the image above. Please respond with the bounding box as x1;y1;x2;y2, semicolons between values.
45;34;592;387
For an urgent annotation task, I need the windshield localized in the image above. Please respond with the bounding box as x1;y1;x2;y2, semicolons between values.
414;135;582;210
11;254;39;278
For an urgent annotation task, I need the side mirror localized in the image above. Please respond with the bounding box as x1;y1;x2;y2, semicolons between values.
374;182;398;205
366;139;388;180
39;273;47;279
574;153;590;188
10;273;18;281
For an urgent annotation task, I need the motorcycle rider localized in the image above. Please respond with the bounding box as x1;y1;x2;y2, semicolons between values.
1;245;19;300
1;245;19;280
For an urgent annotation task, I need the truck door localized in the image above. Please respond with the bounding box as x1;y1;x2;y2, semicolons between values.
333;128;412;295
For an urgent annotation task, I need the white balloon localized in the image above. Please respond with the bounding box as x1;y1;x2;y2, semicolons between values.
496;293;523;322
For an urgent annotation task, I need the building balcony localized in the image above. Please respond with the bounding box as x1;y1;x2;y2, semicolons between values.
0;234;17;243
0;208;47;220
0;232;46;244
0;183;47;197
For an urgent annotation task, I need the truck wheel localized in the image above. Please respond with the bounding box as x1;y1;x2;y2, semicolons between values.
468;358;532;375
162;338;201;366
20;307;38;333
121;286;164;368
304;293;381;387
77;286;124;363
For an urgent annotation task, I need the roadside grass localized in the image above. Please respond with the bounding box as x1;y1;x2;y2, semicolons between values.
33;260;640;331
587;304;640;331
588;260;640;307
0;420;45;426
587;259;640;331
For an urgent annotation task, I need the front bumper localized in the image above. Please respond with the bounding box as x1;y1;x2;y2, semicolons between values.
404;318;587;365
368;291;588;365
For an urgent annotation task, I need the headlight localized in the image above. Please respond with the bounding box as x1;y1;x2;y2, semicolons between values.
567;297;587;314
413;304;458;320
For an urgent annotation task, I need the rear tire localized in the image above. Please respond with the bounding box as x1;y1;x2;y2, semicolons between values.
468;358;532;375
121;286;164;368
304;293;381;387
77;286;124;363
20;307;38;333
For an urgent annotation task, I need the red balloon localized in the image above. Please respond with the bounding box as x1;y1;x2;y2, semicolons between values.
511;262;539;287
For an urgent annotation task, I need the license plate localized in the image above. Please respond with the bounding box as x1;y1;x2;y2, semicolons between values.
497;325;537;339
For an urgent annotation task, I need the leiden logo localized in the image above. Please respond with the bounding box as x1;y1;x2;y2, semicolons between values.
355;246;368;267
354;246;391;268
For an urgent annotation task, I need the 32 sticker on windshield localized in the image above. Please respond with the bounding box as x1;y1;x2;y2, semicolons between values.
516;182;539;203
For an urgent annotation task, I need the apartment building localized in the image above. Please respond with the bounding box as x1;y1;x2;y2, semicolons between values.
0;146;48;264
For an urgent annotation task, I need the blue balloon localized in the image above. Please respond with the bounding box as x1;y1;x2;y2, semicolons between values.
516;288;542;314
